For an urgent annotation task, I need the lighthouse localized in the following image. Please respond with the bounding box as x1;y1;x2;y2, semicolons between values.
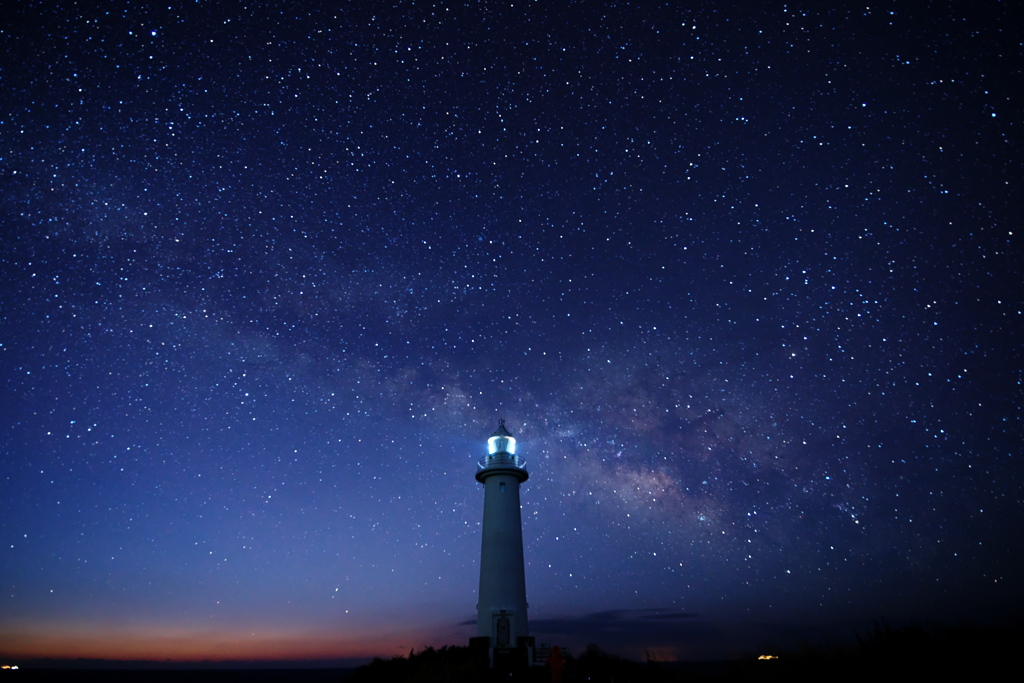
473;420;533;667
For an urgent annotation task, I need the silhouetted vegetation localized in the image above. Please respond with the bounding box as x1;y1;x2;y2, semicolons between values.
342;623;1020;682
346;645;496;683
344;642;677;683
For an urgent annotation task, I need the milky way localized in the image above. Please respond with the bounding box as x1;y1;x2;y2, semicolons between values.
1;0;1020;663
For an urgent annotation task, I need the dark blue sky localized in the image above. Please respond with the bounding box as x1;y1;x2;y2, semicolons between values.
1;0;1020;663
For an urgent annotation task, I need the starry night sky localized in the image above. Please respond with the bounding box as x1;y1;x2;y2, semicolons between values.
1;0;1021;665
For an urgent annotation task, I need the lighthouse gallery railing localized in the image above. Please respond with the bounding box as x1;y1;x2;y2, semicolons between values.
477;454;527;470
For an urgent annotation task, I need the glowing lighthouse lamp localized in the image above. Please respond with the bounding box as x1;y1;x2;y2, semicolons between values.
472;420;534;668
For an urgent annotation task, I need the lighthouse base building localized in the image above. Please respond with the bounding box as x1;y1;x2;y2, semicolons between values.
471;421;534;668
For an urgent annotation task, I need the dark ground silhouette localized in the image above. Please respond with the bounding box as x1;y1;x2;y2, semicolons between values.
5;623;1019;682
345;623;1020;683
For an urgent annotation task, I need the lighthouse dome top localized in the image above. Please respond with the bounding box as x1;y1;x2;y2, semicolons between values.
487;419;516;455
477;419;528;483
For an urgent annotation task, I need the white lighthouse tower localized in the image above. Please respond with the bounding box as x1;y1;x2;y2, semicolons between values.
474;420;533;667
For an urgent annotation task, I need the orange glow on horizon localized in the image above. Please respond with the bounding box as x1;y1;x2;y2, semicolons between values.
0;621;456;663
